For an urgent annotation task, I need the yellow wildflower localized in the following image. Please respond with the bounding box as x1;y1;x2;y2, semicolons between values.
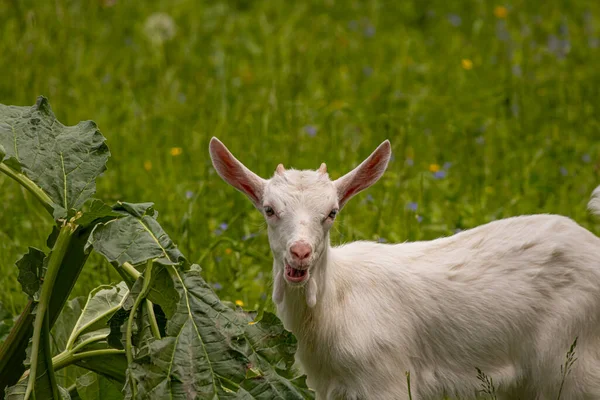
225;248;232;255
248;321;257;325
170;147;183;156
235;300;244;307
143;160;152;171
494;6;508;19
429;163;441;173
461;59;473;70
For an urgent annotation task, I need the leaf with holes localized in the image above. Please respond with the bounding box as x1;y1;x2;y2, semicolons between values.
127;266;312;399
0;96;109;219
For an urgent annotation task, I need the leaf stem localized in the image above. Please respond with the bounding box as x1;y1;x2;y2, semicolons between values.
53;349;125;371
24;223;75;400
70;333;108;354
126;259;154;398
145;299;161;340
122;261;142;281
0;162;54;216
43;311;60;399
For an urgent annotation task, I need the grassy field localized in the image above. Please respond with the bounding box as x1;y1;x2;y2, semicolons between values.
1;0;600;319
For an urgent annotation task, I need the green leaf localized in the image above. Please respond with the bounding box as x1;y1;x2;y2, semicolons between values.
6;381;72;400
86;202;185;267
66;283;128;350
75;372;123;400
129;268;247;399
0;96;110;219
5;379;28;399
16;248;46;300
238;312;313;398
129;267;313;399
51;298;86;355
75;199;123;229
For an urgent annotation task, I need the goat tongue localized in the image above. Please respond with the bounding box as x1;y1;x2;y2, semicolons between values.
285;263;308;280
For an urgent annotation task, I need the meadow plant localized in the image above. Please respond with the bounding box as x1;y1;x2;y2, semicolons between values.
0;97;312;399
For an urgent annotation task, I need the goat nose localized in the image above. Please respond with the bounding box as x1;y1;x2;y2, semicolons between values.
290;242;312;261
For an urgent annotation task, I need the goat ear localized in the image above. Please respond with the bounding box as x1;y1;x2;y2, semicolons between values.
209;137;266;208
334;140;391;209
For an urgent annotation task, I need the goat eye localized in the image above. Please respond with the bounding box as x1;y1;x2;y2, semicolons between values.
328;209;338;219
264;206;275;217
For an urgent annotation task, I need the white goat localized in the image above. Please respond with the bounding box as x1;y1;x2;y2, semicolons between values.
209;137;600;400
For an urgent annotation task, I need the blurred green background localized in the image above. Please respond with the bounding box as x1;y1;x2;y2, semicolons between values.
1;0;600;316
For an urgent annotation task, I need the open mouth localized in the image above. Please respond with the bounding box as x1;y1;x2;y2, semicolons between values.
285;261;309;283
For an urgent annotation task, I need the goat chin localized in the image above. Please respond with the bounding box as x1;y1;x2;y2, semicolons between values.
273;212;600;400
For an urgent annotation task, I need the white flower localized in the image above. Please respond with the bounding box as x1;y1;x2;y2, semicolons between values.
143;12;176;45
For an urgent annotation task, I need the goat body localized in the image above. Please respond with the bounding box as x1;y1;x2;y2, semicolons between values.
209;137;600;399
279;214;600;399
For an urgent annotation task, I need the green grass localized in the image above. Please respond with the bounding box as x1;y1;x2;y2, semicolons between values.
1;0;600;317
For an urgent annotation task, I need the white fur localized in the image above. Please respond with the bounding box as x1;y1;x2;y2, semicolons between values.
209;137;600;399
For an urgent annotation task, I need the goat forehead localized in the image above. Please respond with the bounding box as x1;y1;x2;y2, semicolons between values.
265;170;337;209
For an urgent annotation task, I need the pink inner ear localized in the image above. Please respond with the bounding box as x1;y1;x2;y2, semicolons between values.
240;181;260;204
211;140;262;205
337;142;389;206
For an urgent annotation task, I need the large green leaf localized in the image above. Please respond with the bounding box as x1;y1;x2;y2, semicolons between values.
128;267;312;399
128;267;248;398
0;96;109;219
86;202;185;267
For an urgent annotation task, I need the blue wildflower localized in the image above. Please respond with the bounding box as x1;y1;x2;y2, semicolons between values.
582;154;591;163
304;125;317;137
406;202;418;212
242;232;259;241
447;14;462;27
213;282;223;290
416;215;423;223
377;237;387;243
219;222;228;231
443;162;453;170
364;24;376;37
406;158;414;166
365;194;374;203
433;170;447;179
560;166;568;176
185;190;194;199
